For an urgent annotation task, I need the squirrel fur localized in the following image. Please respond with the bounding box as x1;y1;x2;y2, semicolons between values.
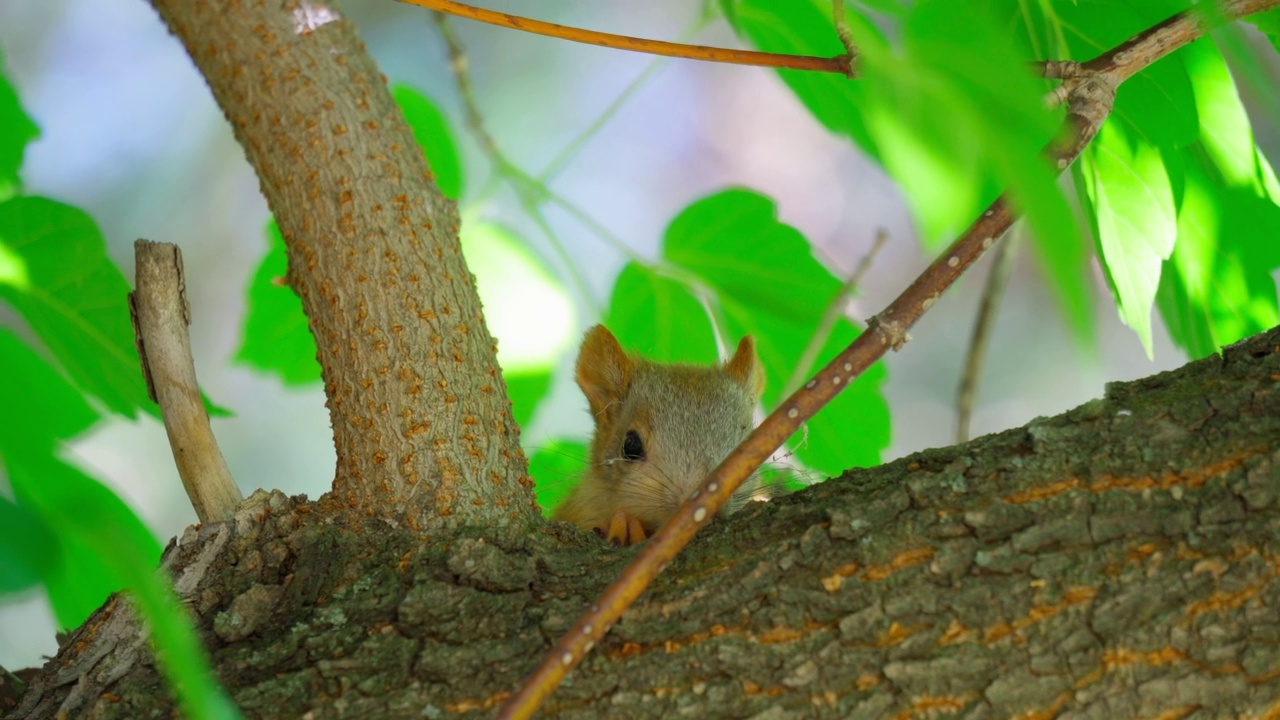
553;325;765;546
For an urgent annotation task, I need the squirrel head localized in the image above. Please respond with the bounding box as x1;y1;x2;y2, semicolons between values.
574;324;765;533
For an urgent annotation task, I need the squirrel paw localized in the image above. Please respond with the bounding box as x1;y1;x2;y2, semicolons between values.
601;508;647;547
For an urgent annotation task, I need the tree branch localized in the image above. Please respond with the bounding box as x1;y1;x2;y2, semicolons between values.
399;0;854;75
14;323;1280;717
495;0;1280;714
129;240;241;524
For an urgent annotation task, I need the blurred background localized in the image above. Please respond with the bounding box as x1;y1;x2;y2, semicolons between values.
2;0;1276;669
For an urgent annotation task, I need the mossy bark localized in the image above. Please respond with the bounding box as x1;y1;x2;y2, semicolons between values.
11;326;1280;719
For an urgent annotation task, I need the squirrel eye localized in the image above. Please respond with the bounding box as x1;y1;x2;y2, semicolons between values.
621;430;645;461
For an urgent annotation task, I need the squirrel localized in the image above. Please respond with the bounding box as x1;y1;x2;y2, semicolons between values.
552;324;766;546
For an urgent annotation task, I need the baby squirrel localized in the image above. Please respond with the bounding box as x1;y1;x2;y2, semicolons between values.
553;325;765;546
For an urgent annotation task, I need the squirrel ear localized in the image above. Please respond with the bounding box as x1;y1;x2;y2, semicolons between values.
724;335;765;399
575;325;632;417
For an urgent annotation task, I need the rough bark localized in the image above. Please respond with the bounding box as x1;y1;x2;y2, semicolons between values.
10;325;1280;719
145;0;537;529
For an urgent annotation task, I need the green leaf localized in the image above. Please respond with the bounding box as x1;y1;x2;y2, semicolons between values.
1079;122;1177;358
605;263;717;365
724;306;890;475
0;51;39;201
4;449;241;720
1110;49;1198;149
0;196;154;417
727;0;1085;350
1181;38;1280;196
1152;39;1280;358
726;0;1075;254
1246;8;1280;55
664;189;890;474
505;370;553;430
391;84;465;201
0;328;99;450
1157;164;1280;358
0;494;59;595
4;449;161;626
235;220;322;384
528;439;589;513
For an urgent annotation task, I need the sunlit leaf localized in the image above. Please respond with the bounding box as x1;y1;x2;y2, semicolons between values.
1181;38;1280;195
391;84;465;201
1157;163;1280;358
0;197;154;417
1147;40;1280;357
727;0;1086;347
1079;122;1177;357
605;263;717;365
0;50;39;200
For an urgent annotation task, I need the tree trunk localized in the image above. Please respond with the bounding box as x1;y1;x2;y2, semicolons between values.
10;324;1280;718
147;0;537;530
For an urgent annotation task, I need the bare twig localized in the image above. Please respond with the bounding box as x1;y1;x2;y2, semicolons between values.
956;226;1021;443
403;0;852;74
434;15;603;312
782;229;888;397
129;240;240;523
493;1;1280;716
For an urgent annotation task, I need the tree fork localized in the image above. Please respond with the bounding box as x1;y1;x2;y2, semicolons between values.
146;0;537;529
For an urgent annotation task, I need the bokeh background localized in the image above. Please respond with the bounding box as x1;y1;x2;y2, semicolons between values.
2;0;1277;669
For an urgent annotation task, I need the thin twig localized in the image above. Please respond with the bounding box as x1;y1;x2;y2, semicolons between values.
955;226;1021;443
831;0;859;77
782;229;888;397
403;0;852;74
537;11;704;184
493;1;1280;716
537;55;669;182
129;240;241;523
434;14;603;313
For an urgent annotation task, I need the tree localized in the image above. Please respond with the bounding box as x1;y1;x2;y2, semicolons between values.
3;0;1280;718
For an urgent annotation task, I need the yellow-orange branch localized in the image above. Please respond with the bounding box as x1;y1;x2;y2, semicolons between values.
398;0;853;75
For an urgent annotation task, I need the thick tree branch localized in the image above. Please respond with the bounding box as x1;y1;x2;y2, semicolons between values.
146;0;537;530
496;0;1280;715
12;323;1280;718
